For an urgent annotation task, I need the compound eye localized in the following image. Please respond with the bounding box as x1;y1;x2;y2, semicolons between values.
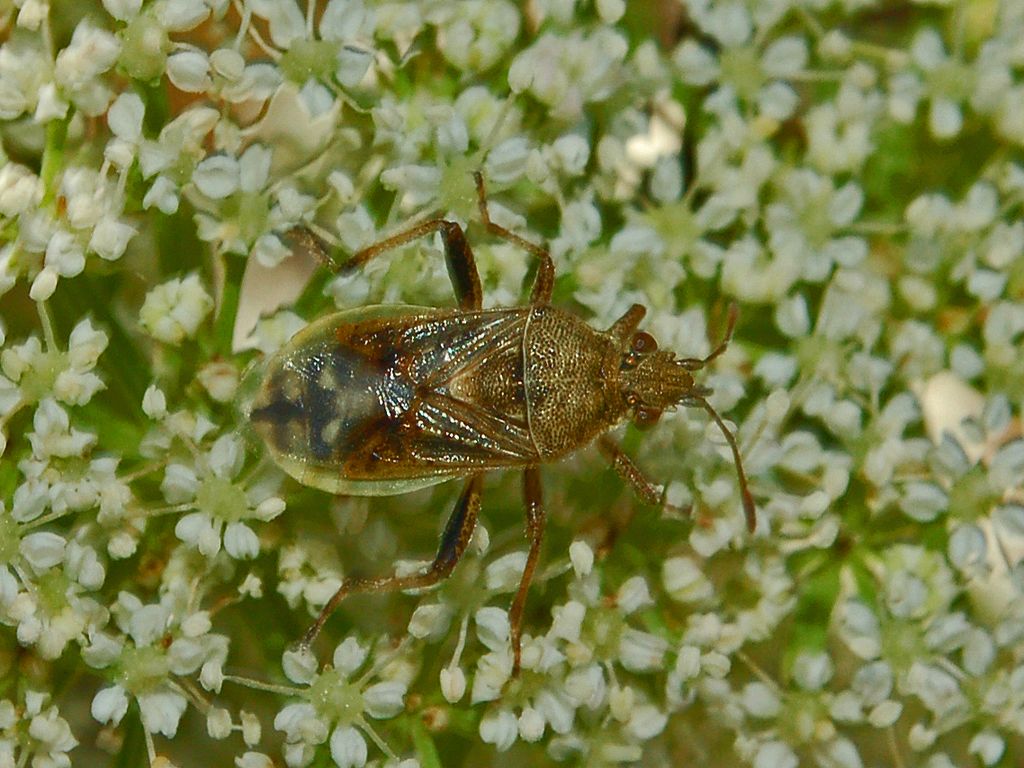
634;406;662;430
631;332;657;355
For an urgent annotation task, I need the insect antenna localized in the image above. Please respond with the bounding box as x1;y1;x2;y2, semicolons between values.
677;303;755;531
689;395;756;533
678;303;739;370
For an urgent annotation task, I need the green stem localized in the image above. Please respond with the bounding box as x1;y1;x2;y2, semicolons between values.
221;674;302;696
37;300;59;352
40;117;70;207
410;717;443;768
214;254;246;356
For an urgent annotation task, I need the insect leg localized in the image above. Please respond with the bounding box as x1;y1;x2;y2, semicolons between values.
606;304;647;346
284;226;339;271
334;218;484;310
597;435;665;508
299;474;483;650
508;466;547;676
472;172;555;306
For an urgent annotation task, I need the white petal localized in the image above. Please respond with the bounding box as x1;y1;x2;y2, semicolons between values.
137;689;188;737
440;666;466;703
174;511;209;544
549;601;585;643
192;155;239;199
329;725;367;768
128;603;168;646
207;434;243;478
90;685;129;725
102;0;142;21
224;522;259;559
107;92;144;141
930;98;962;139
20;532;66;570
156;0;210;31
615;576;652;614
363;681;406;719
517;706;544;742
474;607;510;652
568;541;593;577
167;50;213;92
89;218;136;261
479;708;517;751
282;646;318;685
273;702;318;740
238;144;272;193
407;602;454;639
332;637;368;675
617;628;669;672
335;46;372;88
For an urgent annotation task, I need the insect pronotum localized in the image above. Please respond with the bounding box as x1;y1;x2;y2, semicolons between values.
246;173;756;672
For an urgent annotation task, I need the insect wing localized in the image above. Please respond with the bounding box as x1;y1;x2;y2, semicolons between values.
336;308;540;477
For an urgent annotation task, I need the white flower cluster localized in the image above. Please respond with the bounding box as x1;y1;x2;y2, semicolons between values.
2;0;1024;766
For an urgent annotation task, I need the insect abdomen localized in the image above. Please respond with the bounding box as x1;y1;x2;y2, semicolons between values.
249;333;386;470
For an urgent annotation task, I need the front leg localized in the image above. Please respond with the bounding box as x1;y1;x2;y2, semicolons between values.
597;435;667;509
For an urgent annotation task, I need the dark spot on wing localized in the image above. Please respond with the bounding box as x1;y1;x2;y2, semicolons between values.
251;397;303;424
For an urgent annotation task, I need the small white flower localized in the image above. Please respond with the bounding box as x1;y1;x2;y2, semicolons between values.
568;540;594;577
617;628;669;673
53;23;120;114
29;268;59;303
754;741;798;768
440;665;466;703
868;700;902;728
45;229;85;278
969;731;1005;766
614;576;653;614
91;684;130;725
479;708;518;751
207;706;232;739
0;163;43;215
89;218;136;261
904;662;968;720
408;602;454;640
139;273;214;344
742;682;781;718
517;706;544;742
549;600;585;643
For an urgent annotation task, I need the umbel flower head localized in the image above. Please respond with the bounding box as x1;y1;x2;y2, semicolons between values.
2;1;1024;767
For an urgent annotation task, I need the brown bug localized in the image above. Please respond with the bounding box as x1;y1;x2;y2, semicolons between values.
246;173;755;671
